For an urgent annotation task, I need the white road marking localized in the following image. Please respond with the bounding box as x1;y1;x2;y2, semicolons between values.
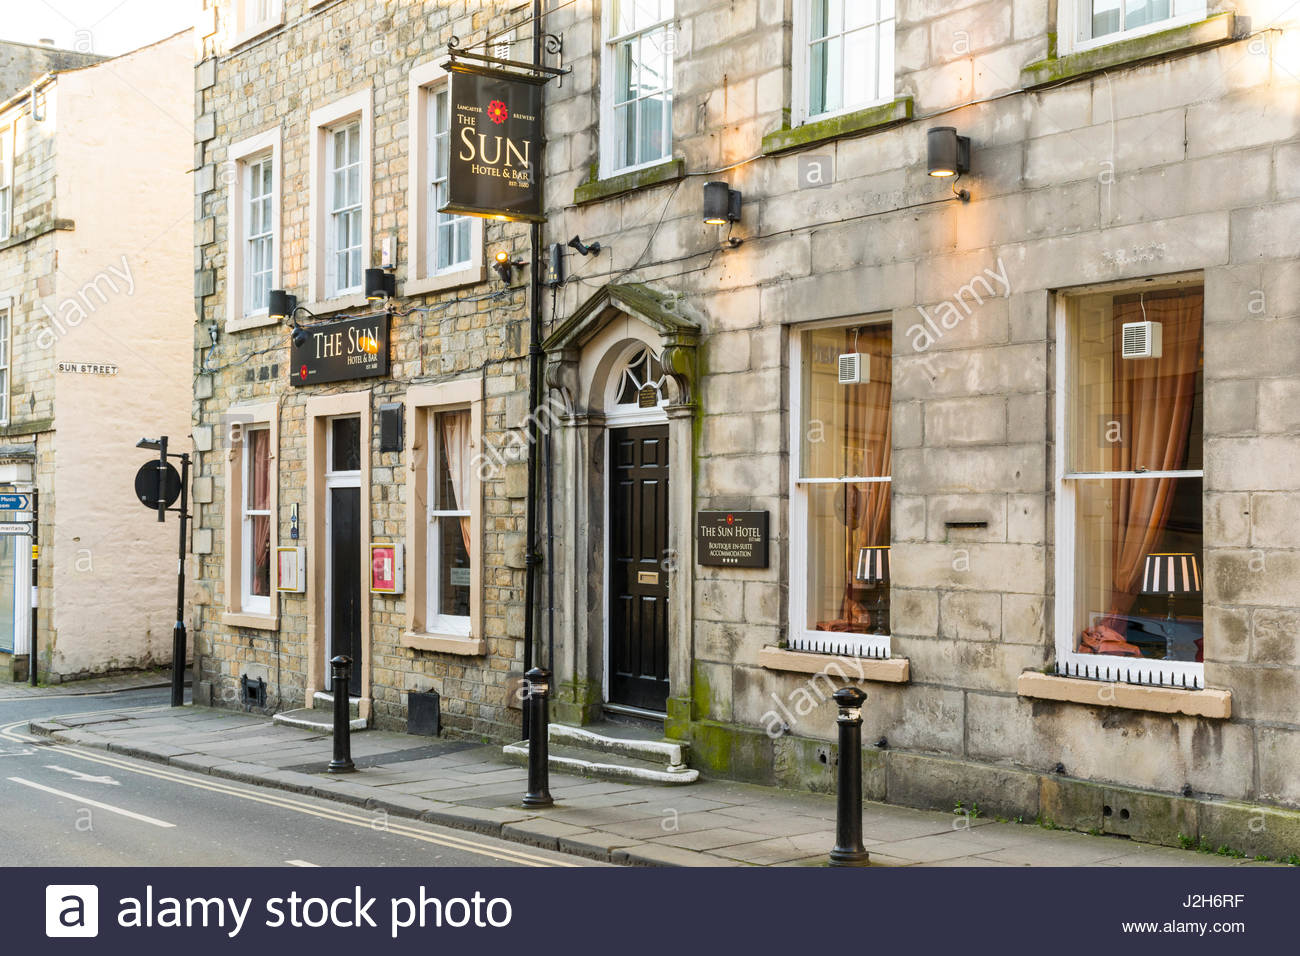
285;860;319;867
44;764;120;785
8;776;176;828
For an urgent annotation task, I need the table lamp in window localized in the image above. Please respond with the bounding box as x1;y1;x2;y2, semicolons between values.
855;546;890;636
1140;552;1201;660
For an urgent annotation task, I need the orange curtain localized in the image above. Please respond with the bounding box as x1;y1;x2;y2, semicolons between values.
250;429;271;596
1107;291;1202;620
839;326;892;623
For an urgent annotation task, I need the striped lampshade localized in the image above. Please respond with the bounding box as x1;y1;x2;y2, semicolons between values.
855;546;890;583
1140;552;1201;595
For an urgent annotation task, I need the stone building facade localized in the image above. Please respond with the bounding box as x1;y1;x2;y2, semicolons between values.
0;31;193;682
195;0;1300;855
0;40;103;103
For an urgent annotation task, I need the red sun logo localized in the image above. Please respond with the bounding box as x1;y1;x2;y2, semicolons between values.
299;364;308;381
487;100;509;124
726;514;734;525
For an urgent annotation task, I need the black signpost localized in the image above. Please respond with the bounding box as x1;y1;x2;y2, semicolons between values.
696;511;771;568
134;436;190;707
442;63;546;222
289;313;390;387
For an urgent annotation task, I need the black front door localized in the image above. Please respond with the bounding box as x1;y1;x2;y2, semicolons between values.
329;486;362;697
609;425;670;712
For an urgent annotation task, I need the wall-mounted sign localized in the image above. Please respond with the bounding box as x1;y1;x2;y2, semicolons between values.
276;546;305;593
442;63;545;222
371;543;404;594
0;494;31;511
58;362;119;375
696;511;770;568
289;314;390;387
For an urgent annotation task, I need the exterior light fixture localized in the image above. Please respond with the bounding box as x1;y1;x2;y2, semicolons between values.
291;322;308;348
268;289;298;320
364;267;396;302
927;126;970;178
702;181;742;225
494;249;526;283
567;235;601;257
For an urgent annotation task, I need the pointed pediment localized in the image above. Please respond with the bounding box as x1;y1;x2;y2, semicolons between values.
542;282;700;354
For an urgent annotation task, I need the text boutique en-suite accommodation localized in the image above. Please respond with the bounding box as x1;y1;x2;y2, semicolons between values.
193;0;1300;855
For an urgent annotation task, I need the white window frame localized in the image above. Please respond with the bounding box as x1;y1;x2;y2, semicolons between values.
425;411;473;637
788;317;892;659
241;424;273;617
793;0;896;127
225;127;281;331
406;61;484;295
307;90;372;311
0;297;10;426
0;122;13;242
222;402;278;630
232;0;284;47
1053;279;1206;689
599;0;676;179
1060;0;1207;55
404;379;484;651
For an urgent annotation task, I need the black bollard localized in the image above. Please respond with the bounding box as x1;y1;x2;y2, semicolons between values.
829;685;870;867
328;655;356;773
521;666;553;807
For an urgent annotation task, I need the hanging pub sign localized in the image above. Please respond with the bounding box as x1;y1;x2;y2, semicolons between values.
441;62;545;222
289;313;390;387
696;511;770;568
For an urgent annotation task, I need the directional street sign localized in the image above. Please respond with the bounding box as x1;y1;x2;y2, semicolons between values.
0;493;30;511
0;522;31;535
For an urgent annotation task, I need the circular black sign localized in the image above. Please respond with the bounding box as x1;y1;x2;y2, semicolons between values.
134;460;181;510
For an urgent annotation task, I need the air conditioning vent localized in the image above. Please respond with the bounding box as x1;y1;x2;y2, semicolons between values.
1121;321;1162;359
837;353;871;385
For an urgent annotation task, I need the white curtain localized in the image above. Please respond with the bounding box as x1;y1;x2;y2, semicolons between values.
440;410;472;552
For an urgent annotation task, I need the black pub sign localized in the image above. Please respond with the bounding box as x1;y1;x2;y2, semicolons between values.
290;314;390;387
696;511;770;568
442;62;545;222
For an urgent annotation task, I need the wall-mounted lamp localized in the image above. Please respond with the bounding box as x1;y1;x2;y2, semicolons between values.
567;235;601;257
290;321;308;348
268;289;298;321
364;267;396;302
702;181;742;225
927;126;971;201
494;249;527;283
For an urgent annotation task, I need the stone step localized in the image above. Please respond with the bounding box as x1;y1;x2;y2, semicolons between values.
311;691;361;718
548;722;690;772
272;708;367;733
501;740;699;786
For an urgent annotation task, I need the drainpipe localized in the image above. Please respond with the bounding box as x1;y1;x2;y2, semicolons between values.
521;0;545;735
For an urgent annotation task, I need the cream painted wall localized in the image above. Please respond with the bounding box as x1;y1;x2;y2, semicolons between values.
48;31;193;677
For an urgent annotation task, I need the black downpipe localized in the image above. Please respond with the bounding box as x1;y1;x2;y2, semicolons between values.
521;0;544;736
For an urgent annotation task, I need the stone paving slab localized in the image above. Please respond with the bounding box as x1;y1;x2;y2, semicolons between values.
23;704;1277;869
0;668;185;699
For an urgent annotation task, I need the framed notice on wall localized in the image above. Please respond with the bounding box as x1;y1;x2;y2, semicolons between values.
696;511;770;568
371;544;404;594
442;63;546;222
276;547;305;593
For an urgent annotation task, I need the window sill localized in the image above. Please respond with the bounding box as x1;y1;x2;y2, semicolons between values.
226;311;280;334
401;631;487;656
759;645;909;683
403;266;485;297
221;611;279;631
231;17;285;51
301;292;369;317
574;159;684;206
1017;671;1230;719
1021;13;1237;89
761;96;914;156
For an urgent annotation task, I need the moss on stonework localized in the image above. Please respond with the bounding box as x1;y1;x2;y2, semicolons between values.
573;159;685;205
760;97;914;156
1020;14;1235;89
688;719;775;784
664;695;691;740
551;677;603;726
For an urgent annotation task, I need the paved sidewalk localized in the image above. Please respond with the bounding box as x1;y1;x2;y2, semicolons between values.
0;668;186;699
28;705;1269;868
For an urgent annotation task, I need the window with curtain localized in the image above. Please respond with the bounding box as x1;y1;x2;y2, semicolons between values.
800;0;895;121
242;426;272;614
245;154;274;315
327;120;363;296
1074;0;1205;48
1061;285;1204;677
427;84;471;275
605;0;674;175
0;303;9;425
0;126;11;241
428;410;472;633
794;322;892;648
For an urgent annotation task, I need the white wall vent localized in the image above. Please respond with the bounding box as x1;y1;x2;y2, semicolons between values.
1121;321;1162;359
837;353;871;384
